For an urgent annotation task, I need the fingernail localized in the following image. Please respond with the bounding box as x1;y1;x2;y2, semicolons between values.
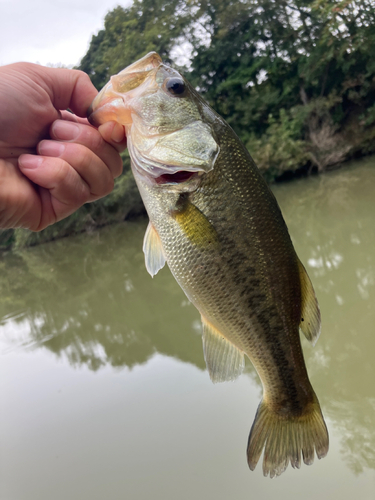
39;141;65;157
52;120;80;141
19;155;43;169
111;122;125;143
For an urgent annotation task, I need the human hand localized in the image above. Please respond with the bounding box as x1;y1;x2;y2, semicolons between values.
0;63;127;231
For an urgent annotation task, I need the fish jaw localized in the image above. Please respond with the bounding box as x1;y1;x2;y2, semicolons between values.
87;52;162;127
87;52;219;188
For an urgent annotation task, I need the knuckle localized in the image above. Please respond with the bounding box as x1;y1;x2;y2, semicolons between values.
67;174;90;206
104;175;115;194
77;146;93;170
75;180;90;204
65;144;93;173
73;69;91;82
54;159;90;205
84;127;104;152
93;171;114;197
54;159;71;184
113;156;124;178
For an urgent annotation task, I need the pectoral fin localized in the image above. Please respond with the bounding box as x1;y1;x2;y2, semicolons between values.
173;199;219;249
201;315;245;383
297;259;321;346
143;222;166;277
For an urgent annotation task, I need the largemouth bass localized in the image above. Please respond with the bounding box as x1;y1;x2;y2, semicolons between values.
88;52;329;477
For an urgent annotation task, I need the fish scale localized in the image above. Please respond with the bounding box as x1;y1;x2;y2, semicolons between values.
88;51;328;477
138;124;319;432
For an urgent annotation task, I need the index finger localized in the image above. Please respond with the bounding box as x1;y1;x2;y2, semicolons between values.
58;112;127;153
60;110;93;126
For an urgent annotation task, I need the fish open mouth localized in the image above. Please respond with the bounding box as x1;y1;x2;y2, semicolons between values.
155;171;198;185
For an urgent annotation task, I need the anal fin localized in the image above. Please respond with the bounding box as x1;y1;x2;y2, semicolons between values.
143;221;166;277
297;259;321;346
201;315;245;383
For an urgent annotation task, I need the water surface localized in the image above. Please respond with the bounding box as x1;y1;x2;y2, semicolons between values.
1;158;375;499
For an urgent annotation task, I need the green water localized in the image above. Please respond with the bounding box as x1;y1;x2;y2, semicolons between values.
1;157;374;499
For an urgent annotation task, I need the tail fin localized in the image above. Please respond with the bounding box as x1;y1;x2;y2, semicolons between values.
247;398;329;478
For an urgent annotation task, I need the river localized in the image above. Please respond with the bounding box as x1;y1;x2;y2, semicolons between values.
1;157;374;499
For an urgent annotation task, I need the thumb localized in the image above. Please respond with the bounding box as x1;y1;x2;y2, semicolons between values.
27;64;98;117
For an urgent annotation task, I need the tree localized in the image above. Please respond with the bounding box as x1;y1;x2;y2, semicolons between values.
79;0;192;90
187;0;375;173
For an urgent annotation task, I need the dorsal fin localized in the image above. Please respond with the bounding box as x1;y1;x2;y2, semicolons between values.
297;259;321;346
201;315;245;383
142;222;166;277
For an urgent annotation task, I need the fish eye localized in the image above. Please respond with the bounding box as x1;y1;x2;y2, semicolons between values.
165;78;186;97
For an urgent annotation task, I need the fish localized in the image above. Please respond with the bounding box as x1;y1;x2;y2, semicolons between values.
87;52;329;478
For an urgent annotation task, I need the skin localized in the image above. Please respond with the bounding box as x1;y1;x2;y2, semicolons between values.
88;53;328;477
0;62;127;230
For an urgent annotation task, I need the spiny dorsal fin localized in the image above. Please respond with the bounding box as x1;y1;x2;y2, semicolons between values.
143;221;166;277
297;258;321;346
201;315;245;383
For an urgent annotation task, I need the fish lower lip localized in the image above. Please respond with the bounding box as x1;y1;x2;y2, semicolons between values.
155;171;197;184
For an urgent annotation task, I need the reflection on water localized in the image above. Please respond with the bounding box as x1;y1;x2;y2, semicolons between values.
274;158;375;474
0;221;206;372
1;157;375;496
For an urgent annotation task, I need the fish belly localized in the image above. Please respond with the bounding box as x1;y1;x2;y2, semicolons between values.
135;129;328;477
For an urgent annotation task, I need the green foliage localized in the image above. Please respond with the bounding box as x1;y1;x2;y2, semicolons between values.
79;0;192;90
185;0;375;179
189;1;375;136
0;229;15;251
246;109;311;182
80;0;375;173
3;0;373;249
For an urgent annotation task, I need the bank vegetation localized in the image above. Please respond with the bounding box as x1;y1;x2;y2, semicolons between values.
2;0;374;249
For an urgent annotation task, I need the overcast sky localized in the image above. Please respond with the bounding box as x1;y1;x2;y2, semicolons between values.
0;0;132;67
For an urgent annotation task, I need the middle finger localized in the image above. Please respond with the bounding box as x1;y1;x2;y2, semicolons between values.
50;120;123;178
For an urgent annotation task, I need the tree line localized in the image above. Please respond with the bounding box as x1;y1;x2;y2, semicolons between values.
80;0;375;179
2;0;374;248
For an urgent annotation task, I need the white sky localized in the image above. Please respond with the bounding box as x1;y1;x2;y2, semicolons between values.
0;0;132;67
